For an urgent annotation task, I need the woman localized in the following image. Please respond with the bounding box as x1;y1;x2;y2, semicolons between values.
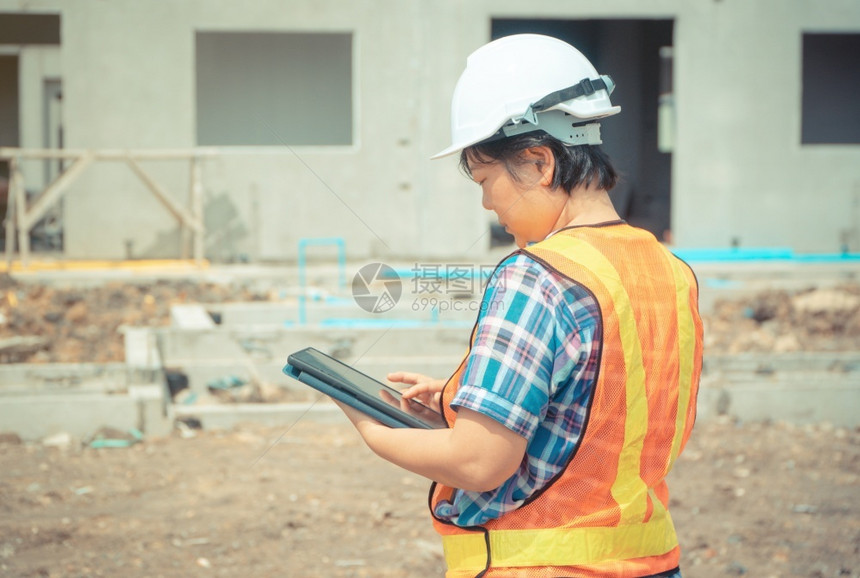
337;34;703;578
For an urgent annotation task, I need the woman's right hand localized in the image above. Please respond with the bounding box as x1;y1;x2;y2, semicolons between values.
387;371;446;408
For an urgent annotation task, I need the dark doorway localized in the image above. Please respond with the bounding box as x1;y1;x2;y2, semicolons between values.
801;33;860;145
492;19;675;242
0;54;19;249
0;12;62;251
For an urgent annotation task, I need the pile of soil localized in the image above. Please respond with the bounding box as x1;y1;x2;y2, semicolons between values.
0;274;272;363
704;284;860;354
2;274;859;363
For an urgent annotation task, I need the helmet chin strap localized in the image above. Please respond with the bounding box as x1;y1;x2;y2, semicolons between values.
499;110;603;146
475;73;615;148
522;75;616;124
496;74;614;146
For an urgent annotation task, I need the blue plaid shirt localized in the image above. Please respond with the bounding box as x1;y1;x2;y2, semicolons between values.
434;252;602;527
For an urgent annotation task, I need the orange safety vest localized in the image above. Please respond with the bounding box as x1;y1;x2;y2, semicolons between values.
430;223;704;578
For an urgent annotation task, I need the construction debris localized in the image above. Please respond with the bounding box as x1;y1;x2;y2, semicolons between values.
0;336;50;363
0;279;273;363
704;284;860;354
88;427;144;449
2;278;858;364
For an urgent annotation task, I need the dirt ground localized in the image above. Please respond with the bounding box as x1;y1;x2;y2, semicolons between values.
1;275;859;577
1;417;858;578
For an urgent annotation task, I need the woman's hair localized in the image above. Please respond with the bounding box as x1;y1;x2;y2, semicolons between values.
459;131;618;193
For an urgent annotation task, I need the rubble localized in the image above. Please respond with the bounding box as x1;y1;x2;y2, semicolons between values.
0;336;50;363
0;279;273;364
88;426;144;449
0;432;22;445
704;284;860;354
2;278;859;365
41;431;73;449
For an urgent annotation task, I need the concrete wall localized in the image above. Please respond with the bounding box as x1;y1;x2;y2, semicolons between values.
9;0;485;261
673;0;860;252
2;0;859;260
17;46;61;188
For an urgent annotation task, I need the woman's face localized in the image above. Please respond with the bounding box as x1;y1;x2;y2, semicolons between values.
466;151;563;248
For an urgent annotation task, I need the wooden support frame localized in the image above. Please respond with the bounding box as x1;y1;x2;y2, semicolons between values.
125;157;203;233
4;157;20;269
0;148;215;269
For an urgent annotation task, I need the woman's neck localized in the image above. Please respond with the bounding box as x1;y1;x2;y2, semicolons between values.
554;186;621;230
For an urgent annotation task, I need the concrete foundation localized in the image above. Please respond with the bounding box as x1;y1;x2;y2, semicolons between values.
3;330;857;442
173;402;348;431
1;262;858;441
0;379;172;441
698;379;860;426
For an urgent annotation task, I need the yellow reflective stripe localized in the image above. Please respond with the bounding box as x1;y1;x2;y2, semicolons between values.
667;255;696;468
649;486;670;522
536;235;649;524
442;511;678;570
442;532;487;573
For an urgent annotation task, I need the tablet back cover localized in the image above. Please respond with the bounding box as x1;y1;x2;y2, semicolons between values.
284;363;411;428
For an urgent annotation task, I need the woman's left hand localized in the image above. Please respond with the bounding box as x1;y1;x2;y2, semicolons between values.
332;399;387;437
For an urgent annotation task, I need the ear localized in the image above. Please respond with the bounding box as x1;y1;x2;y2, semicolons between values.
524;146;555;187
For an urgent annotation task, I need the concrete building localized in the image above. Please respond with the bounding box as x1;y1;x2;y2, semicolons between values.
1;0;859;262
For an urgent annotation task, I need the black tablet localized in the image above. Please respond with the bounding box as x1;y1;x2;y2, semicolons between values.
283;347;447;430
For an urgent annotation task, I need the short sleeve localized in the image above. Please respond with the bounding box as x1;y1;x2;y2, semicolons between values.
450;254;562;440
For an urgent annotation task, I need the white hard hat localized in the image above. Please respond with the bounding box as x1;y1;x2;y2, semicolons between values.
432;34;620;159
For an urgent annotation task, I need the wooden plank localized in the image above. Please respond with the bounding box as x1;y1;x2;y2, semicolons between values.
125;157;202;233
0;147;220;161
22;152;94;232
116;149;218;160
0;148;212;267
180;159;193;260
190;155;205;264
12;159;28;267
0;336;50;363
4;158;16;268
0;148;81;161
